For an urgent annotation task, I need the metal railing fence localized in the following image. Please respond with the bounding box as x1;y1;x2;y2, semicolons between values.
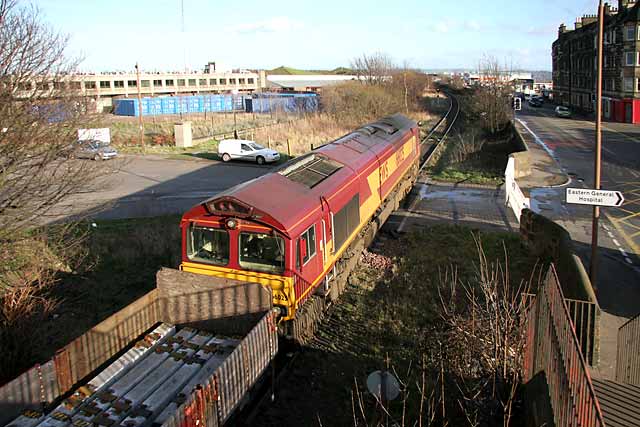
524;266;605;426
616;312;640;386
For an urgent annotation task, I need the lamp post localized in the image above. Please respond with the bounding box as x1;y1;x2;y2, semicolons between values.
232;89;239;139
135;63;145;152
590;0;604;289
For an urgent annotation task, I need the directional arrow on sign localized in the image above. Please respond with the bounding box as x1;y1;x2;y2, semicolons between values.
566;188;625;207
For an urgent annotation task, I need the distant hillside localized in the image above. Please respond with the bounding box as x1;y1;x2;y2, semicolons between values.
268;66;354;75
531;70;552;82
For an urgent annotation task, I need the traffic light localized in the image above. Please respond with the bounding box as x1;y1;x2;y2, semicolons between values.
513;97;522;111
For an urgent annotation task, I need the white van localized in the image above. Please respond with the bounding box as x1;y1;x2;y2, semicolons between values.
217;139;280;165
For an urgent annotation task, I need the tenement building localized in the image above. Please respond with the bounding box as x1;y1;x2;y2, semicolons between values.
553;0;640;123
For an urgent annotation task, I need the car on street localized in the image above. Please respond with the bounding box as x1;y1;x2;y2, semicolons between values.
74;139;118;160
529;98;543;108
218;139;280;165
555;106;571;118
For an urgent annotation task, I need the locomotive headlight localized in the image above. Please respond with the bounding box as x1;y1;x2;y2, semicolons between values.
226;218;238;229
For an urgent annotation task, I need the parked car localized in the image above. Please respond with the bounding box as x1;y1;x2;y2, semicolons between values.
529;98;543;108
218;139;280;165
74;139;118;160
555;106;571;118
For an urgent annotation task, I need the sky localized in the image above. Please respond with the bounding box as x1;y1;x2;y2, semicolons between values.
35;0;600;73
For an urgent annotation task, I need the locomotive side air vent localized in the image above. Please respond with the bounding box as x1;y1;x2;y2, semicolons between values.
279;154;342;188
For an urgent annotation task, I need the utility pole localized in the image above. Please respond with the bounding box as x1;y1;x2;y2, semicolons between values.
590;0;604;289
135;62;145;152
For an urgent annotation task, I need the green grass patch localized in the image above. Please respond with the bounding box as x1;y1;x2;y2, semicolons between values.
430;165;504;185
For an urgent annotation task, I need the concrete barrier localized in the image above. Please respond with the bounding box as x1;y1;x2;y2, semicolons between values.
510;121;532;178
505;156;531;223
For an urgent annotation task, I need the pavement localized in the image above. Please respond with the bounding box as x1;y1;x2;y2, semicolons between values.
46;154;272;222
387;105;640;381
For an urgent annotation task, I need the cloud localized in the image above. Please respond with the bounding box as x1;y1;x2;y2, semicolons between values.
431;21;453;33
227;17;304;35
463;20;482;32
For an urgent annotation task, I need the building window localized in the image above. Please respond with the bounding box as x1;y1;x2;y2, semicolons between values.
248;78;254;84
114;80;124;88
219;78;227;85
153;79;162;87
626;51;637;66
165;79;174;86
70;81;82;90
100;80;111;89
141;80;150;87
188;78;196;86
229;78;236;85
626;25;636;41
177;79;186;87
611;79;615;91
127;80;137;87
209;78;217;85
84;81;96;89
624;77;634;92
199;78;207;86
239;78;246;84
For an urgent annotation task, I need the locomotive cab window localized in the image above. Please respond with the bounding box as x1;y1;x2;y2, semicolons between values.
296;225;317;269
187;225;229;266
239;232;285;274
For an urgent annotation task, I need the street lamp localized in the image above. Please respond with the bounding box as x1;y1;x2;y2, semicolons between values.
135;63;145;152
232;89;239;139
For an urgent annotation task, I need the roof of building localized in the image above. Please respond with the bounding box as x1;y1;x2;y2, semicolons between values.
267;74;358;89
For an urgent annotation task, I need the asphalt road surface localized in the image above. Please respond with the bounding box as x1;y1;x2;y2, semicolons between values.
518;103;640;260
49;155;272;221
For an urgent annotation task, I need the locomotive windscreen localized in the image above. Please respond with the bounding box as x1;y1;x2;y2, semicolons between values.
239;232;285;274
187;225;230;265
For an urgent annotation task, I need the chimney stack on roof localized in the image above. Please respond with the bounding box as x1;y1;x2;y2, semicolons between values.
575;18;583;29
559;23;567;35
619;0;635;9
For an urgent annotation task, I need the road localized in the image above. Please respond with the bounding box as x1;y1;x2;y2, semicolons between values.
49;155;272;221
517;103;640;266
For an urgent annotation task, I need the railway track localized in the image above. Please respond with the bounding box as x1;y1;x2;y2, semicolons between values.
419;91;461;171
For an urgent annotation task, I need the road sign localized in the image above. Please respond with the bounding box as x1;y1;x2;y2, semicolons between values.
566;188;624;207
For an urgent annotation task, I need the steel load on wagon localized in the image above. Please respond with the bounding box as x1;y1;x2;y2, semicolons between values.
0;268;277;427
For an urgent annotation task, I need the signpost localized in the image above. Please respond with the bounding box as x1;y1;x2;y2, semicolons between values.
566;188;624;208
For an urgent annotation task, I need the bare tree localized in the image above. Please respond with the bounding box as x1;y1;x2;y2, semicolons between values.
433;237;535;426
0;0;106;381
351;52;394;86
469;55;514;135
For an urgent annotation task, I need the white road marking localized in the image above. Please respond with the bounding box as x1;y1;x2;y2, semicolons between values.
613;238;621;247
516;118;557;158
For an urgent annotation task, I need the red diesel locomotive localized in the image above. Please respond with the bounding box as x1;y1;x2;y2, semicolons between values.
180;114;420;323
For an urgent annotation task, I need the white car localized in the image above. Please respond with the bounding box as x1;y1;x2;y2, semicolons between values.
218;139;280;165
555;106;571;118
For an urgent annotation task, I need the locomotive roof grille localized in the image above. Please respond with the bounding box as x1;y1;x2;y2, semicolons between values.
279;154;342;188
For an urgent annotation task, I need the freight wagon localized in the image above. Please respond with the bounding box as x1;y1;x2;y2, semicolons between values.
0;269;277;427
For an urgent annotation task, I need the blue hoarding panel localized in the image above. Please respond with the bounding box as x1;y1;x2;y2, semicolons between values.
114;93;317;116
